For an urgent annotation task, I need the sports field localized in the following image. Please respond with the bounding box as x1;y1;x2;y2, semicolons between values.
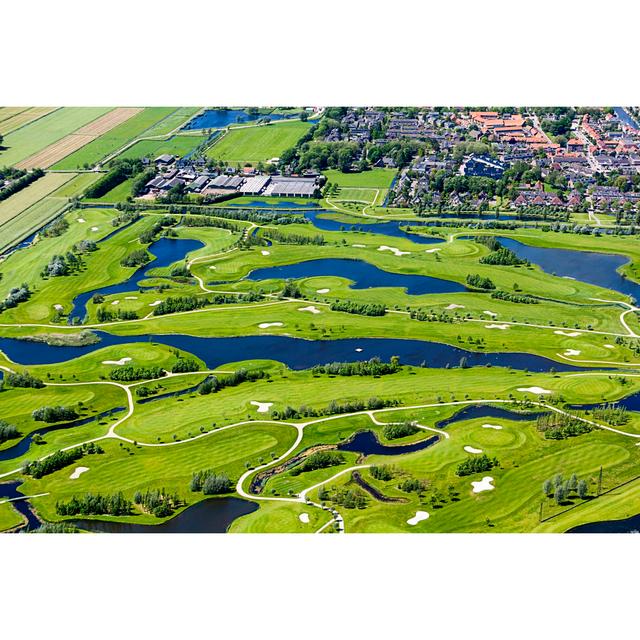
205;120;312;163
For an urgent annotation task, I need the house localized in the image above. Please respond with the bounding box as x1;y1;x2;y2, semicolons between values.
462;154;507;179
155;154;175;165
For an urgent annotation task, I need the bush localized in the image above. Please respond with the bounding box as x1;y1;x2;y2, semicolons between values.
290;451;344;476
32;406;79;422
456;454;499;477
382;421;419;440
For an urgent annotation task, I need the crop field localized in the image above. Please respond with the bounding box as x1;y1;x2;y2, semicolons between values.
118;134;209;162
51;107;179;170
205;120;312;163
0;107;58;135
0;107;113;167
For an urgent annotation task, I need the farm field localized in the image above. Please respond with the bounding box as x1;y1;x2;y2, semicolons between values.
205;120;312;163
0;107;113;167
1;107;640;536
51;107;179;170
0;107;58;135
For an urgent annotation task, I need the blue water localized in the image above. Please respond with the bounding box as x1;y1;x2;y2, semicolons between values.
568;512;640;533
0;407;125;462
496;236;640;302
0;481;41;531
614;107;639;130
71;497;258;533
183;109;291;130
0;332;590;372
338;430;439;455
434;404;547;429
69;237;204;322
245;258;463;295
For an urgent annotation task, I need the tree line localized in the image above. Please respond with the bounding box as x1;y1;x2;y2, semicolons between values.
23;442;103;479
0;168;44;203
110;365;166;382
270;396;400;420
330;300;386;316
56;492;132;516
311;356;400;377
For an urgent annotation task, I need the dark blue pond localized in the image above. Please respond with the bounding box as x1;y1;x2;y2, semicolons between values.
568;513;640;533
183;109;291;130
0;407;125;462
245;258;464;295
0;481;41;531
496;236;640;302
0;332;589;372
338;430;439;455
69;237;204;322
568;389;640;413
435;404;548;429
71;497;258;533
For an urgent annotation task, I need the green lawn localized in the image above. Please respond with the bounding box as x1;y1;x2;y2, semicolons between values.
118;134;209;162
323;168;397;189
0;107;113;166
205;120;312;164
0;502;24;532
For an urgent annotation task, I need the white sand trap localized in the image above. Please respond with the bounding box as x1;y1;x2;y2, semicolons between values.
352;244;366;248
464;446;483;454
554;330;581;337
149;300;162;307
482;424;503;430
517;386;552;394
446;303;465;310
53;304;64;311
424;247;441;253
378;245;410;256
485;324;509;330
261;250;270;255
483;310;497;317
250;401;273;413
91;226;99;231
111;300;120;306
125;296;138;300
562;276;576;280
604;344;614;349
407;511;429;526
299;513;310;524
563;349;581;356
102;357;132;366
299;305;321;314
69;466;89;480
316;288;330;294
355;348;363;352
471;476;495;493
77;218;86;223
258;322;283;329
208;265;217;270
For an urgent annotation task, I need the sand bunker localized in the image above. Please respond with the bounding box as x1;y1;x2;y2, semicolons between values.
446;303;465;310
77;218;86;223
125;296;138;300
316;288;330;294
149;300;162;307
464;446;483;454
471;476;495;493
111;300;120;305
69;466;89;480
298;305;321;314
261;250;270;255
209;265;217;270
483;311;497;317
258;322;283;329
563;349;581;356
554;330;581;337
53;304;63;311
91;226;99;231
604;344;614;349
485;324;509;330
250;401;273;413
407;511;429;525
424;247;441;253
517;386;552;394
482;424;503;430
378;245;410;256
299;513;310;524
352;244;366;248
102;357;132;365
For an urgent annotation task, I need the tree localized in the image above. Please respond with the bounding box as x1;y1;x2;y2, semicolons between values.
568;473;578;493
542;479;553;496
554;484;566;505
577;479;588;499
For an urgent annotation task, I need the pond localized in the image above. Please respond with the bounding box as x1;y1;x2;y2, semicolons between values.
0;481;41;531
338;430;439;455
71;497;258;533
68;237;204;322
567;513;640;533
244;257;466;295
183;109;292;130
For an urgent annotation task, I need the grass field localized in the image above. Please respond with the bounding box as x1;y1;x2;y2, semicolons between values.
0;108;113;167
205;120;312;164
51;107;179;170
0;107;58;136
323;168;397;189
118;134;209;162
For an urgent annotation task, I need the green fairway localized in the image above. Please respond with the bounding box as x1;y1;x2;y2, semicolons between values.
205;120;312;164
